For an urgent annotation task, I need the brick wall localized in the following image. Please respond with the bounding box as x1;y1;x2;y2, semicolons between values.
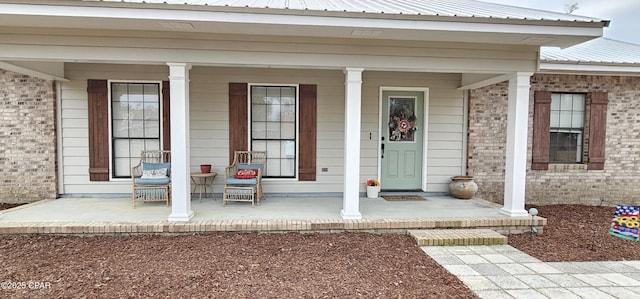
469;74;640;206
0;69;57;203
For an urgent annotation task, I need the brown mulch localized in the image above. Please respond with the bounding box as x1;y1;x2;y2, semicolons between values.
1;203;638;297
508;204;640;262
0;233;476;298
0;203;24;211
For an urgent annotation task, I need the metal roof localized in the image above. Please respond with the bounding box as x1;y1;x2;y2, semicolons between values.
541;38;640;65
86;0;605;23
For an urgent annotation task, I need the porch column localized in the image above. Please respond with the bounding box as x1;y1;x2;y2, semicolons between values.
341;67;363;220
501;72;533;217
167;62;194;222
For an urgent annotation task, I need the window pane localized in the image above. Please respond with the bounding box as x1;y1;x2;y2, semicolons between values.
144;140;160;152
128;120;145;137
252;104;267;121
143;84;159;102
560;94;573;111
281;87;295;104
252;140;266;152
281;122;295;139
252;121;266;139
266;159;280;177
266;122;281;139
112;102;129;119
572;95;585;111
550;111;560;128
281;104;295;122
113;120;130;138
559;111;572;127
114;158;131;177
114;139;130;158
571;111;584;127
266;141;281;159
283;141;295;157
144;120;160;138
128;102;144;120
266;87;281;104
551;94;561;110
281;158;295;177
266;104;281;121
127;84;144;102
130;139;145;157
252;86;266;104
144;103;159;120
550;131;582;163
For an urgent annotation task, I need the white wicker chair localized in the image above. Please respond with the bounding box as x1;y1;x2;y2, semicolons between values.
131;150;171;208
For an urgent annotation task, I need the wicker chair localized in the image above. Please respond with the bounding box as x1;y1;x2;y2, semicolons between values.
223;151;266;206
131;150;171;208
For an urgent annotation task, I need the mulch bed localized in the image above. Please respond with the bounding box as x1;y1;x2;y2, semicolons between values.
508;204;640;262
2;202;638;297
0;203;25;211
0;233;476;298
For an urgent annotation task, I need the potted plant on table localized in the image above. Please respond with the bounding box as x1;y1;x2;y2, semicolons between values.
366;178;380;198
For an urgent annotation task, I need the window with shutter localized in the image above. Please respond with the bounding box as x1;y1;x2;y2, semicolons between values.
531;90;608;171
87;80;169;180
228;82;317;181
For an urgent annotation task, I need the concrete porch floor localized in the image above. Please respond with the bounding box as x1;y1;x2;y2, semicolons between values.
0;194;546;235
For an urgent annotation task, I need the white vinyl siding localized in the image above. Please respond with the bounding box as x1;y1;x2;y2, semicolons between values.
60;64;465;195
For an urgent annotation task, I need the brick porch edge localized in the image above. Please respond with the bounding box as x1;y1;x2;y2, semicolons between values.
0;216;546;235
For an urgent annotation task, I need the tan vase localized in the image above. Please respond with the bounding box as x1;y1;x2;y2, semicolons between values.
449;176;478;199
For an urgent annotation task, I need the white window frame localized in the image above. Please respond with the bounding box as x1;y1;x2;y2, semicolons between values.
549;93;585;164
107;80;164;181
248;83;300;181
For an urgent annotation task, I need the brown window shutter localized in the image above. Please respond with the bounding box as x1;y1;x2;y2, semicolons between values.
299;84;317;181
229;83;248;164
531;91;551;170
87;79;110;181
162;81;171;151
587;92;608;170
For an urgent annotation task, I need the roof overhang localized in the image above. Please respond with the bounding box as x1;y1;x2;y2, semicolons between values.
0;1;606;47
540;62;640;76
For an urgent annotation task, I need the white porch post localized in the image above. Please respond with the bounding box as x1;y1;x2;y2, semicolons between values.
501;72;533;217
341;67;363;220
167;62;194;221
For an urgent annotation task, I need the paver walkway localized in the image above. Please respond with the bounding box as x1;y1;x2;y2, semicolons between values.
421;245;640;299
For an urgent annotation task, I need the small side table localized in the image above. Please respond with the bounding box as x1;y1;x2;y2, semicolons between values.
190;172;217;202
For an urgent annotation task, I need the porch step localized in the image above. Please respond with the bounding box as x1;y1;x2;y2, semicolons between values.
408;229;507;246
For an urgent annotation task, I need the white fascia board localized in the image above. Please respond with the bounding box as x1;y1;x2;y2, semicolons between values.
0;44;537;73
458;73;515;90
0;3;603;41
0;61;68;81
540;62;640;74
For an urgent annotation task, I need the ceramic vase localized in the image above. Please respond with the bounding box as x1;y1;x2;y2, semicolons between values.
449;175;478;199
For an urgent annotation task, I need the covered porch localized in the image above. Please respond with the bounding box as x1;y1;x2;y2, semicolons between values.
0;194;545;234
0;0;608;222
